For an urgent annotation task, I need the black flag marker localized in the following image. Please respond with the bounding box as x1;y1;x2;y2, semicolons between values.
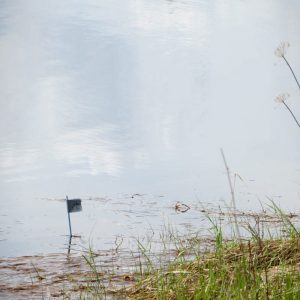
66;196;82;236
67;199;82;213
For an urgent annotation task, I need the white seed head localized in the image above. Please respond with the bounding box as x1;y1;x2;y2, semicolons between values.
275;41;290;57
275;93;290;103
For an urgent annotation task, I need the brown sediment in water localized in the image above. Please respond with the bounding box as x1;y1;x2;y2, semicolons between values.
0;250;137;299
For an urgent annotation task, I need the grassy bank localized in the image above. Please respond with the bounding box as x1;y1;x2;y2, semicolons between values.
129;236;300;299
78;204;300;299
2;203;299;299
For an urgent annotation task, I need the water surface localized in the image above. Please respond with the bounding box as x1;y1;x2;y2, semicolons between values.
0;0;300;257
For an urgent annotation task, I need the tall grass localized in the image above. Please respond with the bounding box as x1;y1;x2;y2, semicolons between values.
220;148;241;241
130;206;300;299
81;246;107;299
79;201;300;299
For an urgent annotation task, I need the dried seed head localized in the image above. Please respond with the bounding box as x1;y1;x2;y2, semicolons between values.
275;93;290;103
275;41;290;57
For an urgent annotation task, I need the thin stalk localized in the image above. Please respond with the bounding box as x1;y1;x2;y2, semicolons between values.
283;55;300;90
220;148;241;241
282;101;300;128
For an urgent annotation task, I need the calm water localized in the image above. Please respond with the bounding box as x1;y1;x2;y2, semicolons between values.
0;0;300;257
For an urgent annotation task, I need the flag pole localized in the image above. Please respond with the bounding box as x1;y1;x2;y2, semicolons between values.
67;235;72;255
66;195;72;236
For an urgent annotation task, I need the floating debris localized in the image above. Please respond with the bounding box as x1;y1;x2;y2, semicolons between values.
175;202;190;213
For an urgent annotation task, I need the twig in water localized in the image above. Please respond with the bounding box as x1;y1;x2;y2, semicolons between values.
175;202;190;213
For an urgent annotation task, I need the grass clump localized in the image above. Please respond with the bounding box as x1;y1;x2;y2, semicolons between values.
131;236;300;299
127;205;300;300
78;203;300;299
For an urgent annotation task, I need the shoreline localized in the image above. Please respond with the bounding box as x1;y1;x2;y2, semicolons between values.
1;205;300;299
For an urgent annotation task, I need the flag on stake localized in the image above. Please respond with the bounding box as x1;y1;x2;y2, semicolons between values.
66;196;82;237
67;199;82;213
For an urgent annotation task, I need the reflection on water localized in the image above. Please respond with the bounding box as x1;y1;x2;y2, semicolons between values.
54;126;122;176
0;0;300;257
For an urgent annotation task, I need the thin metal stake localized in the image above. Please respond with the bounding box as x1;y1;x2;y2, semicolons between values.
66;195;72;237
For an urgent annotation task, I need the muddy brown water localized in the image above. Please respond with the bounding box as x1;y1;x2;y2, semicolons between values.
0;250;138;299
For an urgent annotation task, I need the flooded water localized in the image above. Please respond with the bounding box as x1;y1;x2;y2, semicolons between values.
0;0;300;260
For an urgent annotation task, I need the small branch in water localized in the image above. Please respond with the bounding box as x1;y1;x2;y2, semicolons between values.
175;202;190;213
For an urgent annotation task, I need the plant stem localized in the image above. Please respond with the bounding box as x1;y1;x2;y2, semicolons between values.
220;148;241;241
283;55;300;90
283;101;300;128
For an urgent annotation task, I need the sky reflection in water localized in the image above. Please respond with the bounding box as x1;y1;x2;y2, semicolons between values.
0;0;300;256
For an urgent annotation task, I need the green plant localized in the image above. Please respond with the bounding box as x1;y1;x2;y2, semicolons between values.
82;246;107;299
